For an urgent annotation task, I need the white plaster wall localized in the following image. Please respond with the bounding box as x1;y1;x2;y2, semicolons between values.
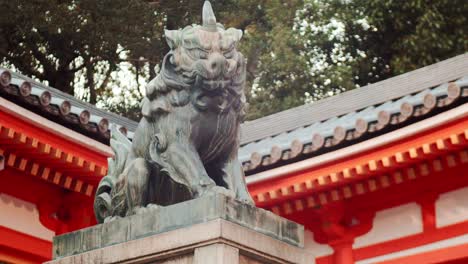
0;193;54;241
354;203;423;248
436;186;468;228
303;229;334;257
356;233;468;264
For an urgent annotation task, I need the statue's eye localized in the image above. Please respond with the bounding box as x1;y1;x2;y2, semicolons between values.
223;49;235;59
188;48;208;59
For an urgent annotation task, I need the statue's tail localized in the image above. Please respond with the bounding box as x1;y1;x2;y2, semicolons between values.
94;125;132;223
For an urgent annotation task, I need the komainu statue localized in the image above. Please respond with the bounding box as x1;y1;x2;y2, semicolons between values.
94;1;253;223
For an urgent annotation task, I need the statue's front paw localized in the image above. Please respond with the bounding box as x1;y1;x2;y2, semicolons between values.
205;186;236;199
104;215;122;223
238;197;255;205
132;204;161;215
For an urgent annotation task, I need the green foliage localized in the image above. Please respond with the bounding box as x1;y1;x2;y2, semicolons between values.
246;0;467;119
0;0;162;110
0;0;466;121
365;0;468;74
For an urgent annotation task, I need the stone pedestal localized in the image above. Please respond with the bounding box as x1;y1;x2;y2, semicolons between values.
47;194;314;264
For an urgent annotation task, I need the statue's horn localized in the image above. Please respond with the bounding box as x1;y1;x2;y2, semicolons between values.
202;1;217;32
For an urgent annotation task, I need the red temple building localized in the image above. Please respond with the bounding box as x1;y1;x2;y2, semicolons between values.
0;53;467;264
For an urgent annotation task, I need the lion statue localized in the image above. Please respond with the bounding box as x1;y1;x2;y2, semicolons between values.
94;1;253;223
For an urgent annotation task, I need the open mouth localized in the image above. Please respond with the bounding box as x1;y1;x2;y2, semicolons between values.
201;79;231;90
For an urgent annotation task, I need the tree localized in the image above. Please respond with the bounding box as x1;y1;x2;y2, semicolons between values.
0;0;260;119
248;0;467;119
0;0;162;104
219;0;307;120
1;1;466;121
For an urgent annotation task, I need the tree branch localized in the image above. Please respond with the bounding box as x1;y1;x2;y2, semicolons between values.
97;64;113;92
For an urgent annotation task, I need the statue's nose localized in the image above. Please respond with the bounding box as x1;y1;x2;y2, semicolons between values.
207;53;227;78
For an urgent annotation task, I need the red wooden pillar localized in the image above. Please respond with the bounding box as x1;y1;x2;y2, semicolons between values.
309;204;375;264
418;194;439;232
0;154;4;171
330;239;355;264
36;192;96;235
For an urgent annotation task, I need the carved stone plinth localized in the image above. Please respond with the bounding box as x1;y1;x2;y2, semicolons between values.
48;194;314;263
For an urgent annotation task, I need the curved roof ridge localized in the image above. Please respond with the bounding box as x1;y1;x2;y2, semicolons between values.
0;68;138;131
240;53;468;145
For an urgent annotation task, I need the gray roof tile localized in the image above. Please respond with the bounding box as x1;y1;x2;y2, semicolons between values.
240;74;468;173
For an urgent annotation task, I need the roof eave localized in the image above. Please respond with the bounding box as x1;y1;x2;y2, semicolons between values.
246;103;468;185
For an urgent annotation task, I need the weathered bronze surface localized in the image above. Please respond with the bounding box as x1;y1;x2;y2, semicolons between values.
94;1;253;223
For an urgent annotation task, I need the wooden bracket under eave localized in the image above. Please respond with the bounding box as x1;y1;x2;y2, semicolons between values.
0;154;4;171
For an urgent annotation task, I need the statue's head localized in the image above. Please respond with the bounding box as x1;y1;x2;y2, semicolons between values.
164;1;245;92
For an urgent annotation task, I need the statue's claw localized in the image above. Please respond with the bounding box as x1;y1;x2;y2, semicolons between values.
132;204;161;215
238;197;255;205
104;215;122;223
204;185;236;199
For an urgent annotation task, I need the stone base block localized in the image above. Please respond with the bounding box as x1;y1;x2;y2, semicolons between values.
48;194;314;263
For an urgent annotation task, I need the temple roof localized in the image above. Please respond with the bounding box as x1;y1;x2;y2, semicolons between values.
1;53;467;173
0;69;137;144
240;75;468;174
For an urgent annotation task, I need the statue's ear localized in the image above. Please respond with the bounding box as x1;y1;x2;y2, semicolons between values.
234;29;243;42
226;28;243;43
165;29;180;49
